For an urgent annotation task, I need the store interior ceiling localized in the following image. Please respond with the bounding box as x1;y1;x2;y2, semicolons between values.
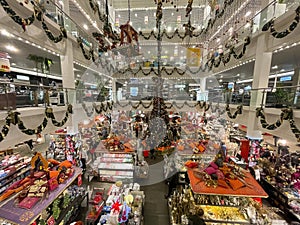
0;0;299;86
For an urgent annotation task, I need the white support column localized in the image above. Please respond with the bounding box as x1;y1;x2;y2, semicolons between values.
246;33;273;139
111;78;117;101
60;0;77;133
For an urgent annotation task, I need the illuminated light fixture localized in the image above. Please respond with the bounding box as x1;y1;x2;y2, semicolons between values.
1;29;11;37
272;65;278;69
6;45;18;52
245;11;251;17
167;26;172;32
245;22;251;28
135;13;137;17
83;24;88;30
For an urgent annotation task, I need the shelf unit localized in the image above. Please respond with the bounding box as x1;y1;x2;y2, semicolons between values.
0;167;82;225
261;178;300;222
98;153;134;182
0;157;31;195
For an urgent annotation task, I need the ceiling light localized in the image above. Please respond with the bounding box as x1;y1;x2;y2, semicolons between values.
245;11;251;17
135;13;137;17
83;24;88;30
6;45;18;52
1;29;11;37
272;65;278;69
236;74;240;77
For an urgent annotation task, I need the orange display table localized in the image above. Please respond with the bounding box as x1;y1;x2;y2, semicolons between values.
187;169;268;198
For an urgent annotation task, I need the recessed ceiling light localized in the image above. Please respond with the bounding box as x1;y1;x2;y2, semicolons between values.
6;45;18;52
83;24;88;30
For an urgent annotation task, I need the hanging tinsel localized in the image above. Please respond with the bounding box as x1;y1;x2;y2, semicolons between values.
226;104;242;119
262;6;300;39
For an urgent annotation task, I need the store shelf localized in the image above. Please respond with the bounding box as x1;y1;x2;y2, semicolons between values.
98;162;134;171
56;192;88;225
101;153;133;158
0;167;82;225
0;167;31;194
98;153;134;183
0;164;30;183
0;157;26;171
99;157;133;163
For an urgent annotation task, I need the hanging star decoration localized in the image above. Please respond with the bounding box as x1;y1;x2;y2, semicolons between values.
111;200;122;213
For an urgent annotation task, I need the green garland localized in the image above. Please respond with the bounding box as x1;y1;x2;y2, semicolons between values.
255;107;300;142
89;0;106;22
45;104;73;127
0;105;72;142
262;6;300;39
0;0;35;31
41;21;67;43
226;104;243;119
0;0;67;43
77;37;94;60
0;112;13;142
144;0;235;41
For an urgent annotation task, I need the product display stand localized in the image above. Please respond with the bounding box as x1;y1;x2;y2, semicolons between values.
0;167;82;225
0;156;31;195
98;153;134;183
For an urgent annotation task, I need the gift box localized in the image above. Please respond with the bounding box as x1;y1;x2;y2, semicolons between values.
18;197;40;209
48;178;59;191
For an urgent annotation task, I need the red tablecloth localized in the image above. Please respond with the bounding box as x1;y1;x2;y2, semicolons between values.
188;169;268;198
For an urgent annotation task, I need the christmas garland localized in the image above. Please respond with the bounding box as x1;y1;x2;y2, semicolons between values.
255;107;285;130
89;0;106;22
82;102;114;117
226;104;243;119
0;0;35;31
142;0;235;41
262;6;300;39
77;37;94;60
0;105;72;142
0;0;67;43
45;104;73;127
0;112;13;142
207;36;251;69
41;20;67;43
256;107;300;141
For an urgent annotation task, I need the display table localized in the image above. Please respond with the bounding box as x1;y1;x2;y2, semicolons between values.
0;167;82;225
187;169;268;198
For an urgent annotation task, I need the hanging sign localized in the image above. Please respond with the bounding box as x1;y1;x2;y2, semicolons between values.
0;58;10;72
186;48;201;67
